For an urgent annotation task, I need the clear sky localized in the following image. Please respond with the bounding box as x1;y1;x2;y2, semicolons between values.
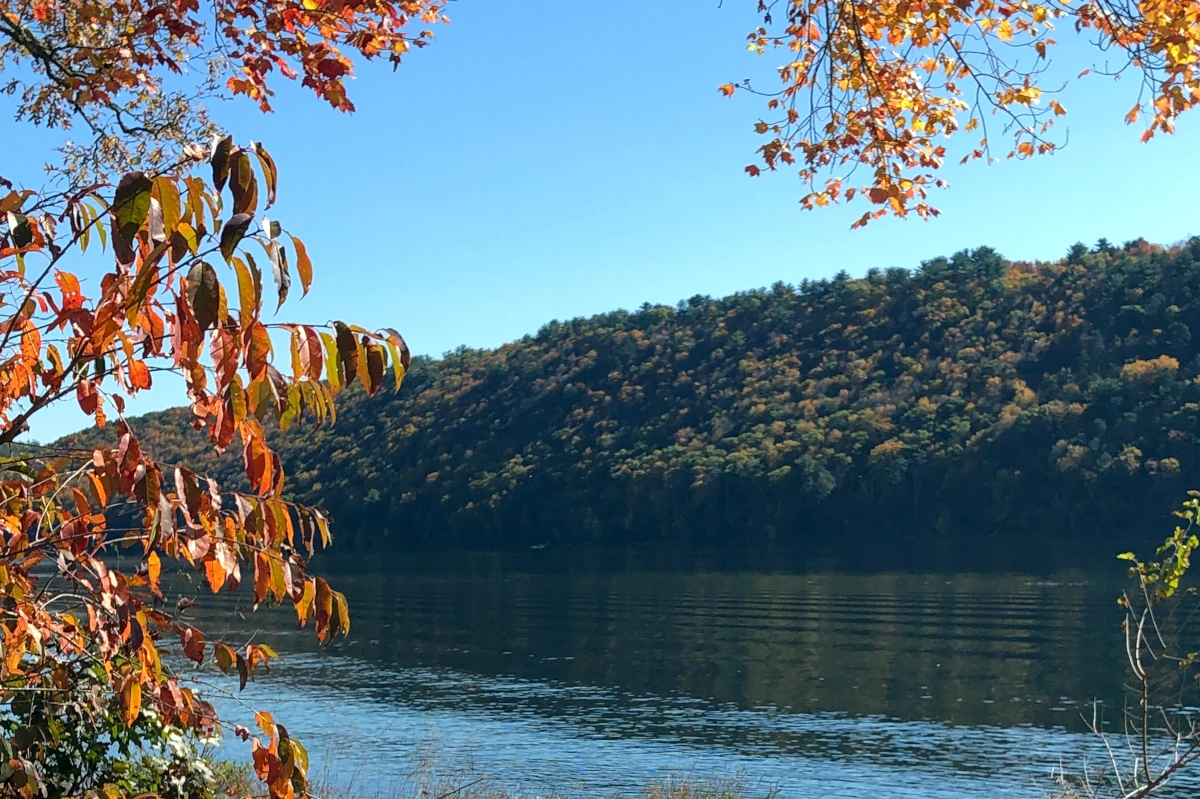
5;0;1199;439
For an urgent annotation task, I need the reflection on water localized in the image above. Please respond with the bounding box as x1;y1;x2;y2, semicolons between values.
174;547;1190;796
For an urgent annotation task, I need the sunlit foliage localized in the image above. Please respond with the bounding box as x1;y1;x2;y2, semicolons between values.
0;0;447;182
0;114;408;799
724;0;1200;225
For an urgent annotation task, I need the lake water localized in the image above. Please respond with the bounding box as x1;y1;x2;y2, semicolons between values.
181;545;1195;798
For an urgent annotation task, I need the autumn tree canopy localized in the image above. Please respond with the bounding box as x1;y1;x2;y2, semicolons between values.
724;0;1200;225
0;0;447;182
0;2;425;796
6;0;1195;225
97;239;1200;550
0;141;416;797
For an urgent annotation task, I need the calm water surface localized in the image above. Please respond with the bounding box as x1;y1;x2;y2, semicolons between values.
182;546;1181;797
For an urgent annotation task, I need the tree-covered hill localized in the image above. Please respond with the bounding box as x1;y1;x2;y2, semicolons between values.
62;239;1200;548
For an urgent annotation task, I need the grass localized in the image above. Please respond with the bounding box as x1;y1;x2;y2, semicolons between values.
303;776;776;799
210;759;777;799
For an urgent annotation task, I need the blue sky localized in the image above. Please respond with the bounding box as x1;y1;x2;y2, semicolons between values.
6;0;1199;439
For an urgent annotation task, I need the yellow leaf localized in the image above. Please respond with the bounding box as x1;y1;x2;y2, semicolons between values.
147;551;161;597
122;677;142;727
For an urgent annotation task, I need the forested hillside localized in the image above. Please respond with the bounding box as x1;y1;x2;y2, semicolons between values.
63;239;1200;548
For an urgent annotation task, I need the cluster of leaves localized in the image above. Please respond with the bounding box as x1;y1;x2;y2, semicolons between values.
88;238;1200;548
724;0;1200;225
0;666;243;799
1121;492;1200;602
0;0;448;182
0;136;408;797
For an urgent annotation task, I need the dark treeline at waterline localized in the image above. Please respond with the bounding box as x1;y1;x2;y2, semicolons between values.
62;238;1200;550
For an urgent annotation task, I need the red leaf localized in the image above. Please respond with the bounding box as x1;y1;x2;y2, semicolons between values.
182;627;206;664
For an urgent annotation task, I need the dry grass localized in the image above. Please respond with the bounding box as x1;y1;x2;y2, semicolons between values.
299;767;777;799
285;736;778;799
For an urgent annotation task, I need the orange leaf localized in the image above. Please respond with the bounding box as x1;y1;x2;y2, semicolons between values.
253;551;272;605
205;557;228;593
129;360;152;390
291;235;313;297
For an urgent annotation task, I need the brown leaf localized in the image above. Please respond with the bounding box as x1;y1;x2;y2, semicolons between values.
365;342;384;396
185;261;220;331
211;135;234;191
334;322;358;387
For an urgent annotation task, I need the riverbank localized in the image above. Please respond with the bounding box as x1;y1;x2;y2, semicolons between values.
206;760;777;799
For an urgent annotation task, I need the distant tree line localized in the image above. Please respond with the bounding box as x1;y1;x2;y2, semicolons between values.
65;238;1200;549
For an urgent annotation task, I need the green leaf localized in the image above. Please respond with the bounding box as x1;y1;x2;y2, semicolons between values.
186;261;220;331
112;171;152;253
279;385;300;431
230;150;258;216
220;213;253;262
244;251;264;309
248;374;274;421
